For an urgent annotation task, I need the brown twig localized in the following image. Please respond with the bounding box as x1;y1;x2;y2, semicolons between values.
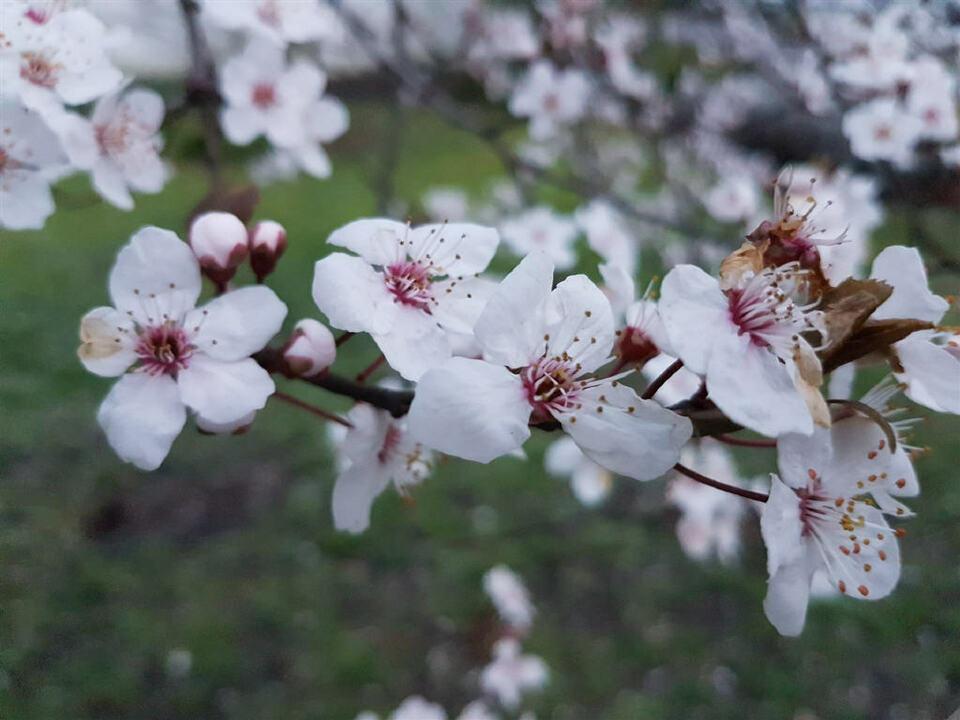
673;463;769;503
272;391;354;428
713;434;777;448
641;358;684;400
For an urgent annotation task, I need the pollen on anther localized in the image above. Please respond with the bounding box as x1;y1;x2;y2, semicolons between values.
868;451;878;460
584;310;592;317
864;564;872;572
627;406;635;413
879;550;887;561
838;580;847;593
858;585;869;597
895;478;906;488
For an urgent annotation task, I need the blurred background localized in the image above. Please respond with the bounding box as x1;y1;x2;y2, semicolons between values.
3;1;960;719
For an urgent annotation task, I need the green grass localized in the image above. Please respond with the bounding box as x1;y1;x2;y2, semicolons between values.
1;103;959;720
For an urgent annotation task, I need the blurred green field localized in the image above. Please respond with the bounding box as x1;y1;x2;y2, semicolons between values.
1;103;959;720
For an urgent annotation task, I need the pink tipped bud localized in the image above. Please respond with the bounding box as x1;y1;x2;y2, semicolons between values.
283;319;336;377
249;220;287;281
189;212;249;289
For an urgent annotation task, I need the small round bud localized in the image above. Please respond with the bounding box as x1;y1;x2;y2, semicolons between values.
249;220;288;281
283;319;336;377
189;212;249;289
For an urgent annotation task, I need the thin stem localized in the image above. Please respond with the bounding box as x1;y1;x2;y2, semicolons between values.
272;391;354;428
641;358;684;400
713;434;777;449
673;463;769;503
356;354;386;384
335;332;355;348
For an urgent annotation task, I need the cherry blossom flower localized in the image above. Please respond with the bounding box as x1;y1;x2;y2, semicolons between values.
422;187;470;223
484;565;535;632
407;252;692;477
508;60;590;140
870;245;958;414
660;262;827;437
599;263;673;372
667;440;751;565
465;7;539;68
330;403;433;534
827;14;910;91
283;319;336;377
53;87;168;210
761;424;903;636
0;6;122;115
89;0;192;81
575;200;637;276
200;0;340;46
218;38;324;150
312;218;499;381
262;95;349;180
842;98;923;168
0;101;68;230
500;207;578;270
544;436;612;506
78;227;287;470
905;57;959;142
480;638;548;710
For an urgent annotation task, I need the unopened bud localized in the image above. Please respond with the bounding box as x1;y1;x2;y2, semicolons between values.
249;220;287;281
283;319;336;377
189;212;249;289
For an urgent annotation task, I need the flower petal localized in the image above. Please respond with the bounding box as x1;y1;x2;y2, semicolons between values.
78;306;137;377
109;227;201;325
407;222;500;276
474;251;554;368
542;274;616;375
406;358;531;463
871;245;949;323
332;461;391;534
186;286;287;362
707;334;813;437
177;356;275;424
327;218;408;266
893;334;960;414
97;372;186;470
659;264;731;375
312;252;396;334
372;308;451;381
557;382;692;481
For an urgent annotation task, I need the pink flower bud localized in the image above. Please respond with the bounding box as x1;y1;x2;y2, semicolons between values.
249;220;287;281
189;212;249;289
283;319;336;376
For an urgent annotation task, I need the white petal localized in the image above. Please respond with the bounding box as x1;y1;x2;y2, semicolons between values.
97;373;186;470
78;306;137;377
776;426;834;489
542;274;616;375
312;252;395;334
763;557;813;637
707;335;813;437
327;218;407;266
341;404;391;464
557;382;692;481
332;462;390;534
407;222;500;276
761;475;806;574
659;265;731;375
430;277;498;336
177;356;275;424
92;160;134;210
543;436;582;477
598;261;635;318
372;309;451;381
307;96;349;142
406;358;531;463
569;463;613;506
109;227;201;325
893;334;960;414
474;251;554;368
871;246;949;323
186;286;288;362
296;143;331;178
220;106;264;145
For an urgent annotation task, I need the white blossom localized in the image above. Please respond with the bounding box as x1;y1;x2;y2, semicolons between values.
500;207;578;270
78;227;287;470
508;60;590;140
480;638;548;710
483;565;535;631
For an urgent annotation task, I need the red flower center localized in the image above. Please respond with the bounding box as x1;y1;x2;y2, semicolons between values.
251;83;277;109
384;261;434;311
136;324;194;376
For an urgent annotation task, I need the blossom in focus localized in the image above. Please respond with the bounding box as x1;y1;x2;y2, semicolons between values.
218;38;324;150
407;252;692;478
0;5;122;115
330;404;433;534
483;565;535;632
508;60;590;140
869;245;959;414
53;88;168;210
544;436;612;506
660;262;827;437
480;638;549;710
500;207;578;270
78;228;287;470
0;101;68;230
668;440;751;565
283;318;336;377
761;424;903;636
599;263;673;372
312;219;499;381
